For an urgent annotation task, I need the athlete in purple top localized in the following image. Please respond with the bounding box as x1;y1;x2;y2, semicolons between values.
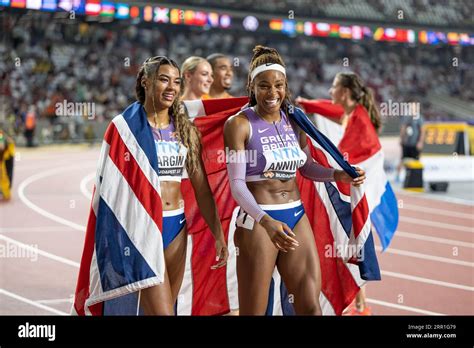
136;56;228;315
224;46;366;315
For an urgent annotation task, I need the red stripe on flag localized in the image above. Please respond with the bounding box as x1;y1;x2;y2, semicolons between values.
307;139;332;168
202;96;248;116
351;195;369;239
299;99;344;120
307;136;356;197
338;104;381;164
297;173;360;315
105;123;163;232
89;302;103;316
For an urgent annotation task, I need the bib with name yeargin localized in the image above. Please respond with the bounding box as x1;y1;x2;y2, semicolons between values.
151;122;188;182
243;107;307;182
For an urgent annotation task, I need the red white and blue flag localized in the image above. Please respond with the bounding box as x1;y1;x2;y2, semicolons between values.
298;99;399;250
73;98;381;316
180;98;381;316
73;102;166;315
290;104;381;315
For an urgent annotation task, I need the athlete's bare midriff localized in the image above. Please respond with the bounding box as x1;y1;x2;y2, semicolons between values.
159;181;184;211
247;178;301;205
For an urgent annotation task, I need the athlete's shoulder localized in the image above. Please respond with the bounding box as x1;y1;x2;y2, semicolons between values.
224;111;251;144
225;111;250;129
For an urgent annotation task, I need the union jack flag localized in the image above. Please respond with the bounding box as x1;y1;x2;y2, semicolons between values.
73;102;165;315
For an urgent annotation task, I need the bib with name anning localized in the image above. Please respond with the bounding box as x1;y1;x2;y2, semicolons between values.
243;107;307;181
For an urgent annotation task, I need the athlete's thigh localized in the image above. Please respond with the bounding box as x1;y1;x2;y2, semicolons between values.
234;223;279;314
164;226;187;301
277;214;321;301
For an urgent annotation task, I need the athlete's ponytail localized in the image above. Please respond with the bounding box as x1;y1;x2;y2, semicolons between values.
336;72;382;133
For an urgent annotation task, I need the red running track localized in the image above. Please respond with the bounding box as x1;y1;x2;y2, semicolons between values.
0;145;472;315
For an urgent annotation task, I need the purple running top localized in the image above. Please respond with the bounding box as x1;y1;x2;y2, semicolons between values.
242;107;307;182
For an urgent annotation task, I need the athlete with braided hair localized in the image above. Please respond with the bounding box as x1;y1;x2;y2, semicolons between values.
136;56;228;315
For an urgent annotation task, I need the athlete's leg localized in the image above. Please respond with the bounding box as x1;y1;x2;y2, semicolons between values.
139;218;187;315
235;223;279;315
139;268;174;315
164;226;188;303
277;214;322;315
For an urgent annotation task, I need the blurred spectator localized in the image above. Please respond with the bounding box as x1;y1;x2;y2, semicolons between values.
0;10;472;143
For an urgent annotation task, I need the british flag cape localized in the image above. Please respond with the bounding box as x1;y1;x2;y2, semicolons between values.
73;98;380;316
73;102;165;315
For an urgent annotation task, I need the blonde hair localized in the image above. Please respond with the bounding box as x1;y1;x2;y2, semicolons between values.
136;56;202;174
181;56;207;83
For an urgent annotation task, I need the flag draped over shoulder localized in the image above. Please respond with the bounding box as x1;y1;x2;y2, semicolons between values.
299;99;399;250
73;102;165;316
180;98;380;316
74;98;385;316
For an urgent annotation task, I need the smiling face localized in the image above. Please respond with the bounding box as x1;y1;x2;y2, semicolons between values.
328;75;347;105
252;70;286;115
186;61;214;97
144;64;181;109
212;57;233;90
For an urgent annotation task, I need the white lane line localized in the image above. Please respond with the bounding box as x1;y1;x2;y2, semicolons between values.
381;270;474;292
399;216;474;233
0;234;80;268
366;298;444;315
0;289;69;315
3;230;473;307
401;204;474;220
79;172;95;200
396;231;474;248
18;166;89;232
376;245;473;267
0;226;76;233
396;189;474;206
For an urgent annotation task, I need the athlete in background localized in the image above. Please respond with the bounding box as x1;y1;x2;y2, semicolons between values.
207;53;234;99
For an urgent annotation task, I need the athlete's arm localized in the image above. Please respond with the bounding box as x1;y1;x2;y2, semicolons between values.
297;130;335;181
224;114;266;222
298;131;366;186
188;155;229;269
